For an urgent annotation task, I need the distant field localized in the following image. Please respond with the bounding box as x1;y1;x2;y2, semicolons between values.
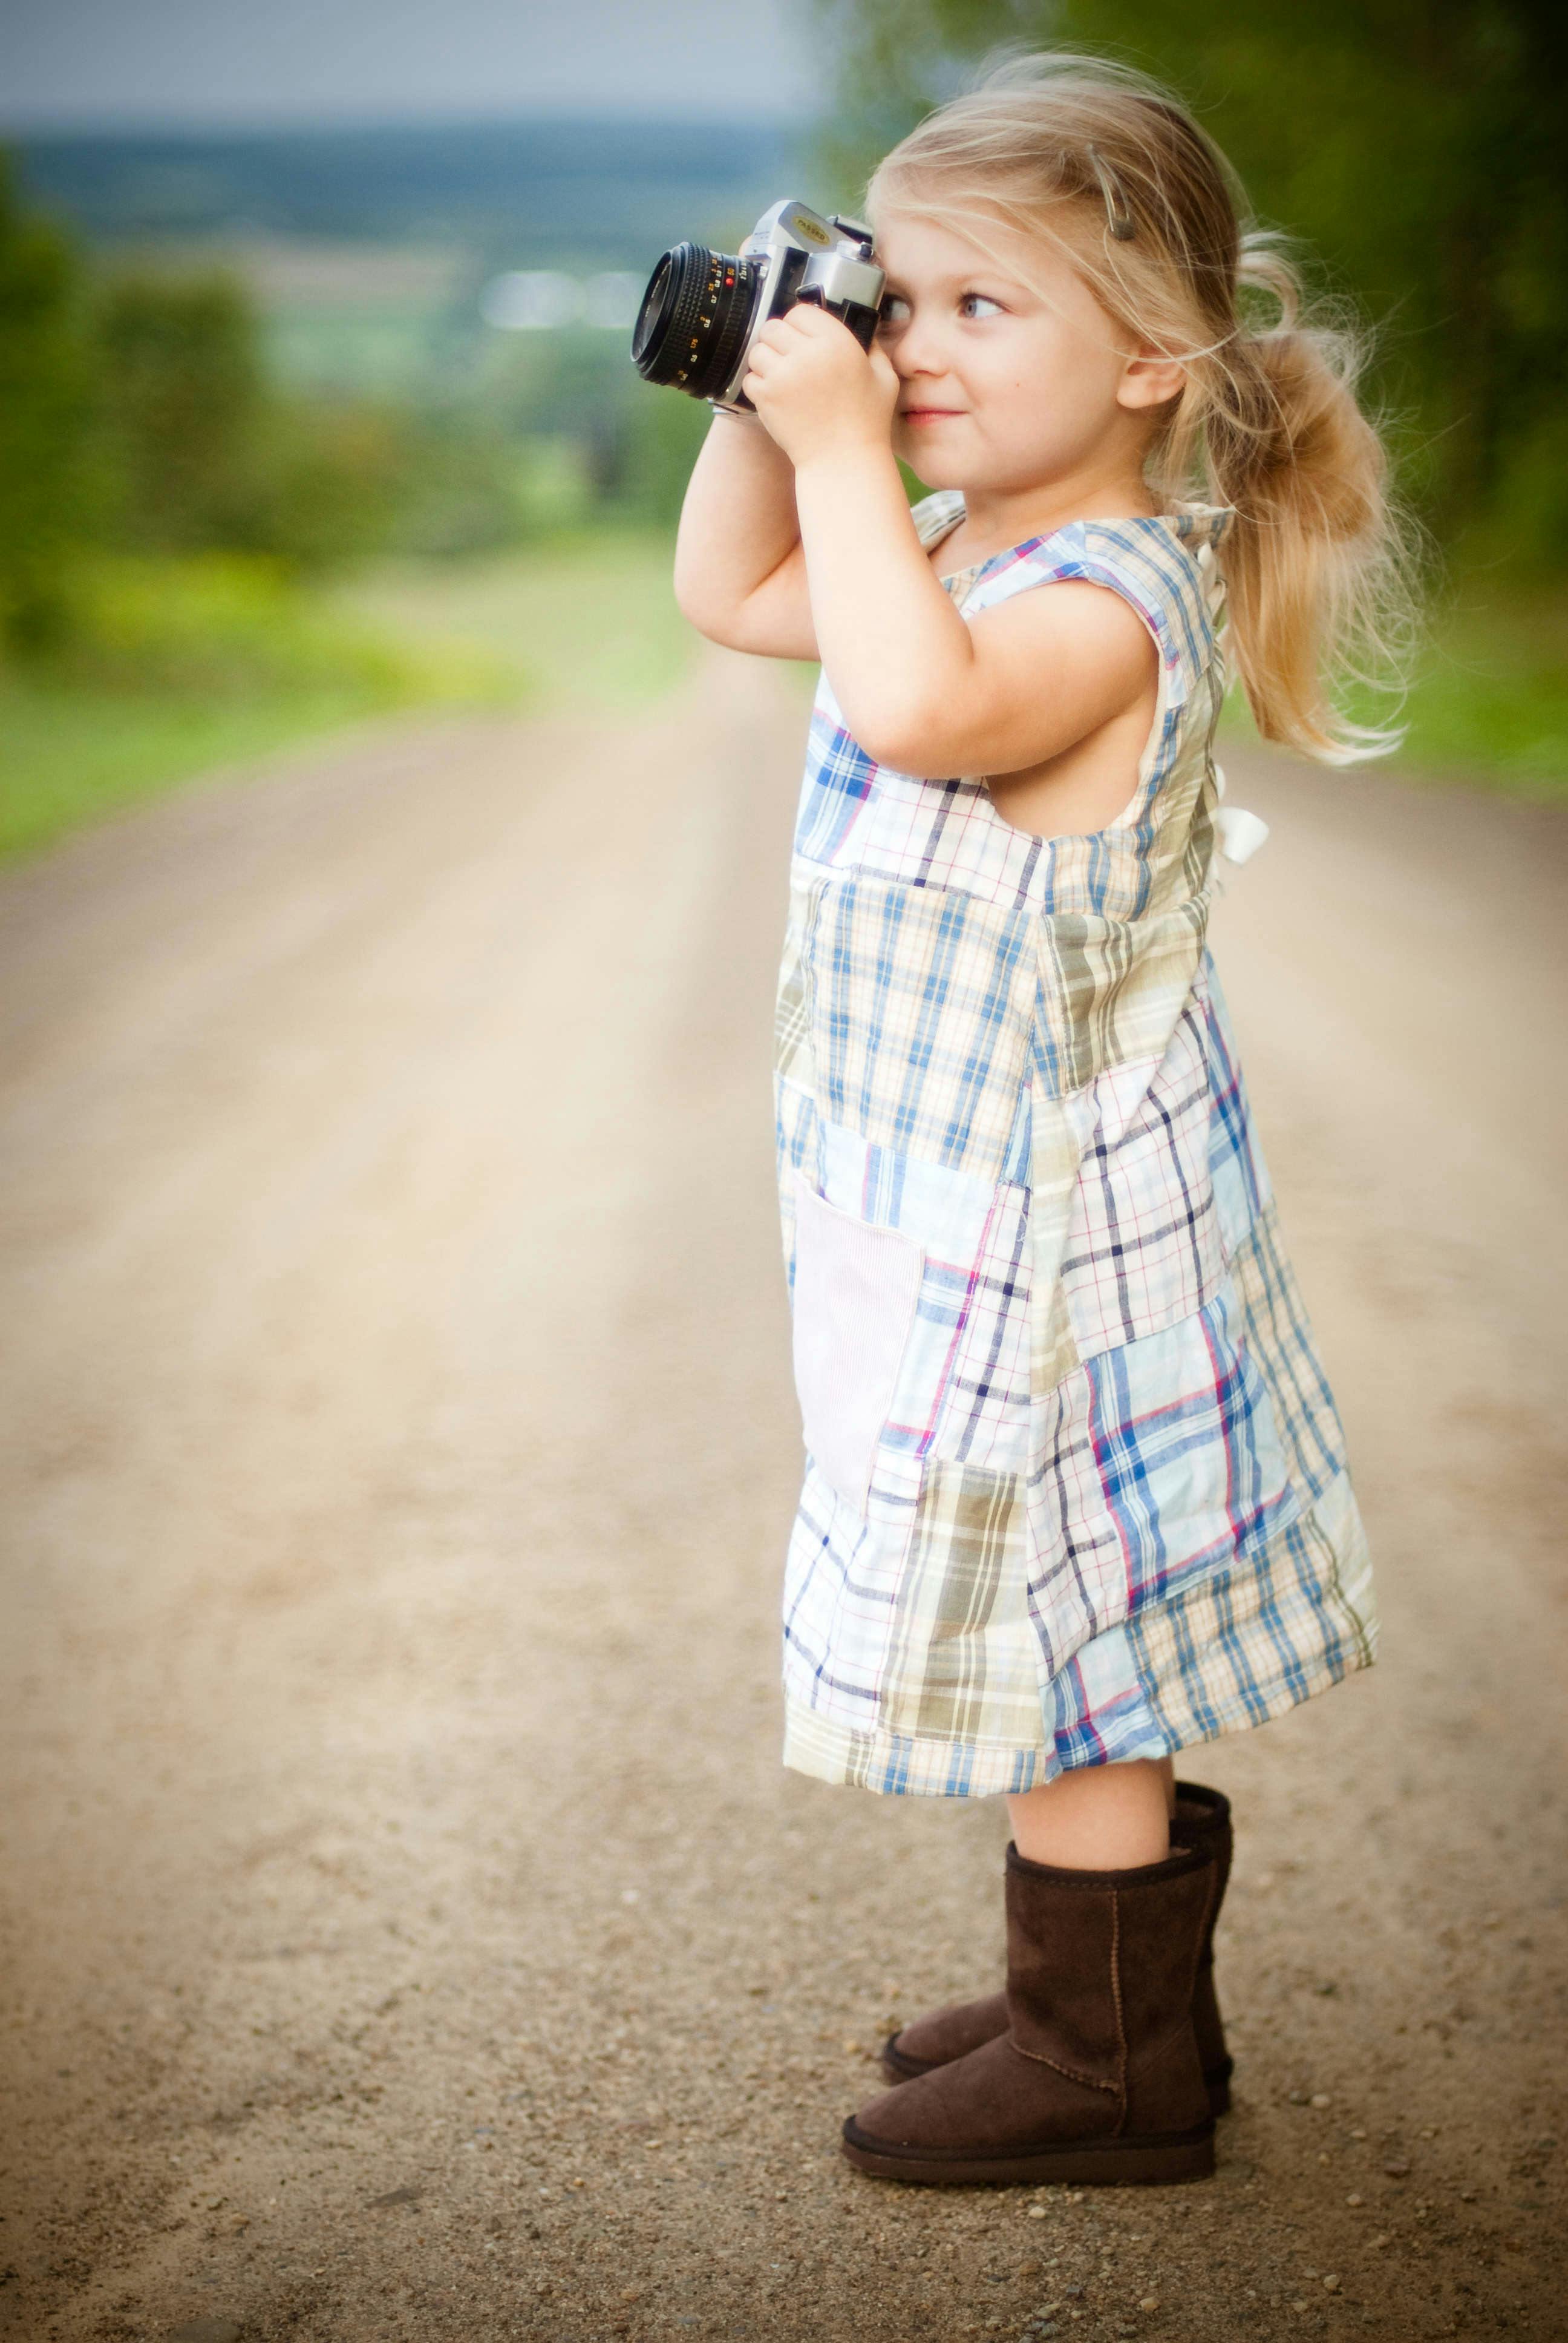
15;117;793;262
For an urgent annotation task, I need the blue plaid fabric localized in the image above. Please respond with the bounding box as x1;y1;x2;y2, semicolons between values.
776;497;1374;1797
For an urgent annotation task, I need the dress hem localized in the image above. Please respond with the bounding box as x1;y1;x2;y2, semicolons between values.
781;1625;1375;1799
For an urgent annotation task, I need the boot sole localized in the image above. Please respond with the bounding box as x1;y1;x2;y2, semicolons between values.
841;2115;1215;2189
881;2032;1234;2120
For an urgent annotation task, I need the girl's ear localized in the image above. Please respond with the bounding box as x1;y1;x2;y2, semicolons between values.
1117;348;1186;412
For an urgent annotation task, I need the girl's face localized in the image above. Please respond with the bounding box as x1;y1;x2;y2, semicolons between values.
872;206;1180;499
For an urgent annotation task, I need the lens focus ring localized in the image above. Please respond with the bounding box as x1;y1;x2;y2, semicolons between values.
632;243;757;401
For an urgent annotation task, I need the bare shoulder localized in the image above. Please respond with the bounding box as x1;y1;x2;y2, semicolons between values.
972;570;1155;661
965;572;1158;715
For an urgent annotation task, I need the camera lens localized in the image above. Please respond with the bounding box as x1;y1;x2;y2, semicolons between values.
630;241;759;401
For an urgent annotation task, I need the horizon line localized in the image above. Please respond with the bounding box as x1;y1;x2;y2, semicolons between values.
2;103;818;141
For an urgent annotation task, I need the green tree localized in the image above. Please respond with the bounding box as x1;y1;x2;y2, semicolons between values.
815;0;1568;557
96;272;269;552
95;267;424;570
0;154;97;650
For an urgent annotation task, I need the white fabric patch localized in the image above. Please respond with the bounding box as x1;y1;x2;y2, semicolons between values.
1214;804;1270;866
791;1172;924;1518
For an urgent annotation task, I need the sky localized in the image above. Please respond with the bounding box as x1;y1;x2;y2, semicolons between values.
0;0;821;129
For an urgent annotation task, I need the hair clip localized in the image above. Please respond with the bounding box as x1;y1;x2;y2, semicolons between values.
1086;144;1136;241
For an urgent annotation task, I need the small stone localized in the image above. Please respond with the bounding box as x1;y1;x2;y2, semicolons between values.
370;2184;422;2207
1291;2304;1309;2316
1382;2160;1411;2178
1138;2297;1160;2313
1288;2089;1310;2106
1323;2276;1341;2293
1310;2093;1332;2108
1367;2235;1390;2252
1345;2192;1364;2207
1349;2128;1367;2140
1028;2205;1049;2221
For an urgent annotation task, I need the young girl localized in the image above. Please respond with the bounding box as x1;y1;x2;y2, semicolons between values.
674;51;1402;2187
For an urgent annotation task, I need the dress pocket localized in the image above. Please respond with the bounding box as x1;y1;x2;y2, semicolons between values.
791;1170;924;1518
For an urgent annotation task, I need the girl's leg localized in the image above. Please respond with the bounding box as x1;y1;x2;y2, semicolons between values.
1006;1755;1174;1871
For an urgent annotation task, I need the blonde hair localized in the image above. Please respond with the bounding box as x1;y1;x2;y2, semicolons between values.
868;50;1416;763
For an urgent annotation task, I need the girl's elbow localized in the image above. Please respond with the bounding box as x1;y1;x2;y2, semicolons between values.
673;575;741;648
852;703;964;778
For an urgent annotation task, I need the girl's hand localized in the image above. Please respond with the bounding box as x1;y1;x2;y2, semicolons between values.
741;304;900;470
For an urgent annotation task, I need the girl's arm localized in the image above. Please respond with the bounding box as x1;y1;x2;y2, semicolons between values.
671;410;818;659
743;307;1154;778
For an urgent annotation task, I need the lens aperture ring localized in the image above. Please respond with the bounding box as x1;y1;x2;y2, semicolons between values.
632;242;757;401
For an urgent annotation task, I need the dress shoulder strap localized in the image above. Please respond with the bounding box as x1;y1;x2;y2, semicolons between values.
961;508;1232;714
910;490;967;552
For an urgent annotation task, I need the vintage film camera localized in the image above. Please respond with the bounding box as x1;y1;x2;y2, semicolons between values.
630;199;885;411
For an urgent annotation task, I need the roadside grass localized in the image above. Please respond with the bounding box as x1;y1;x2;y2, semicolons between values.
336;529;699;714
1;532;701;863
1223;574;1568;799
0;552;516;862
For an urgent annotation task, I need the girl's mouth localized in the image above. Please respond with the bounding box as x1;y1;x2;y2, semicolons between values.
900;407;965;424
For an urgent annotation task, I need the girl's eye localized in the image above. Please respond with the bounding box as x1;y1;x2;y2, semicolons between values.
960;293;1005;320
877;295;911;329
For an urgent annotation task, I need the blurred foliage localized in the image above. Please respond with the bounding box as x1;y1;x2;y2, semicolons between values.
0;156;100;649
97;273;270;550
0;145;708;673
59;552;501;700
812;0;1568;563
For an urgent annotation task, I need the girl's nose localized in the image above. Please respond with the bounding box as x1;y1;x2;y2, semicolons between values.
890;309;950;380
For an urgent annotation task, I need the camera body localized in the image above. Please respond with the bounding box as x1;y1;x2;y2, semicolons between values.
630;199;885;411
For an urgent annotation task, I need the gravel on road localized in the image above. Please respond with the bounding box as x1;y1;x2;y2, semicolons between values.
1;657;1564;2343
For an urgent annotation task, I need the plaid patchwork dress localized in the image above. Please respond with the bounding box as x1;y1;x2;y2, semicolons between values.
774;492;1376;1798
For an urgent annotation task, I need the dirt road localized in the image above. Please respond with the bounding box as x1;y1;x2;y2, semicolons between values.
1;657;1564;2343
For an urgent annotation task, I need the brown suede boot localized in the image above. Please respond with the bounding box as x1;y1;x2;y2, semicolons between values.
843;1839;1216;2186
883;1781;1235;2114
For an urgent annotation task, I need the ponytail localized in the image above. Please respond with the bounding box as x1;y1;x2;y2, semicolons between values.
1195;245;1410;762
